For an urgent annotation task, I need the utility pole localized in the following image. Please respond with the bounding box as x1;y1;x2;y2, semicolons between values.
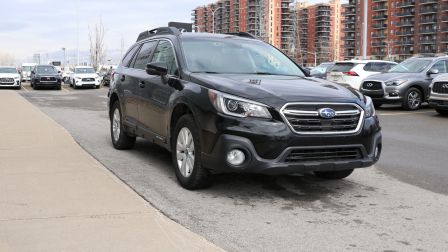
76;0;80;65
362;0;367;60
212;7;224;33
62;48;66;69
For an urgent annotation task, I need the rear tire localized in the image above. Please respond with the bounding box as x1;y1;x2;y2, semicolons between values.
110;101;135;149
314;169;354;180
402;88;422;111
172;114;211;190
436;109;448;116
57;85;61;90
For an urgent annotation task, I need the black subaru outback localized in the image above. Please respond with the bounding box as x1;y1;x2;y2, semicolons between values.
108;27;382;189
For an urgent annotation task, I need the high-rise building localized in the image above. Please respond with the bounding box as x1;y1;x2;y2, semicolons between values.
294;0;344;67
342;0;448;61
192;0;295;58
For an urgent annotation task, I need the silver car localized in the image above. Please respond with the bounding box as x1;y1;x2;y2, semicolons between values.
429;73;448;115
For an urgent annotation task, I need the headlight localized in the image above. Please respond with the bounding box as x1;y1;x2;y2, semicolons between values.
364;96;375;118
75;76;81;79
208;89;272;119
385;79;407;86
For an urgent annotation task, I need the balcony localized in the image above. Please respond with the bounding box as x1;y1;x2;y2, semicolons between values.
420;7;438;14
396;39;414;45
396;21;414;27
419;0;438;4
346;18;356;24
372;14;388;20
397;11;415;17
371;42;386;47
396;31;414;36
372;23;387;29
396;1;415;8
419;18;437;24
371;33;386;38
420;28;437;34
373;5;388;11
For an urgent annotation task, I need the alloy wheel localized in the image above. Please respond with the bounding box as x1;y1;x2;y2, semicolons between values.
176;127;195;178
408;91;421;109
112;108;121;142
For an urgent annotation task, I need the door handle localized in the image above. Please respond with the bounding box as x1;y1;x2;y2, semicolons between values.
139;81;146;88
120;75;126;82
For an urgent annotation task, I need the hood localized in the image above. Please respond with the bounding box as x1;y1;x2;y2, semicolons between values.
0;73;20;78
190;73;364;109
74;73;98;78
365;72;423;82
36;73;60;77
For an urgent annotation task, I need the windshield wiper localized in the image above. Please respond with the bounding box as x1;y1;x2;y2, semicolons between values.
192;71;220;74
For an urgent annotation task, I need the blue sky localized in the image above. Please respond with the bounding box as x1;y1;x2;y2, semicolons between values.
0;0;329;63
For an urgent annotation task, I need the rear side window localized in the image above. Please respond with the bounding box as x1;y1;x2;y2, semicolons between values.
132;41;158;70
121;45;141;68
364;62;394;72
331;63;356;72
432;61;448;73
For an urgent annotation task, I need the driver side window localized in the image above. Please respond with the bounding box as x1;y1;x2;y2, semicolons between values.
149;40;178;76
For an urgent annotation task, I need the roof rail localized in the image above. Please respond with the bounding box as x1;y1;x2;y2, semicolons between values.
224;32;258;40
136;27;181;42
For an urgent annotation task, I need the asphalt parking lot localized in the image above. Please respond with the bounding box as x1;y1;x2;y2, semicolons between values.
15;82;448;251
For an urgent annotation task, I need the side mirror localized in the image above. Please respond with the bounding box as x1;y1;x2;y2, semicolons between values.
303;68;311;77
146;63;168;76
427;68;439;75
58;71;61;74
31;70;35;74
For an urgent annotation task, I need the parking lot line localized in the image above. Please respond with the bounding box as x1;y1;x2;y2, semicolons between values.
61;86;70;92
22;85;30;92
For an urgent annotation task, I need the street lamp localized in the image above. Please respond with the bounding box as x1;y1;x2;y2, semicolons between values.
212;7;224;33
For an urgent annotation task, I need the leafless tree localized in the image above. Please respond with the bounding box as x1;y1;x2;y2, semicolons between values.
0;53;16;66
386;39;394;61
89;20;106;70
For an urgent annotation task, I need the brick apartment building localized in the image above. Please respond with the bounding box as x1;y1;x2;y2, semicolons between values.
343;0;448;61
294;0;344;67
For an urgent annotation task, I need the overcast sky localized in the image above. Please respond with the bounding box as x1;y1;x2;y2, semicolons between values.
0;0;329;63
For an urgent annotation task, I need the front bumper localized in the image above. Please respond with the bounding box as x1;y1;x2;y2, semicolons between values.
0;80;21;87
201;115;382;175
429;93;448;109
75;80;100;87
360;85;405;104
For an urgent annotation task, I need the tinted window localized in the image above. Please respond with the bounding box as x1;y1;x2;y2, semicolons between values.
364;62;394;72
432;61;447;73
330;63;356;72
132;41;157;70
150;40;178;76
0;67;17;73
36;66;57;74
75;68;95;74
122;45;141;67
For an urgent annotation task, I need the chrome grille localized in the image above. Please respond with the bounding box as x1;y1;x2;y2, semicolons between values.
40;77;56;82
432;82;448;94
82;78;95;82
362;81;383;90
284;147;362;163
0;78;14;83
281;103;364;134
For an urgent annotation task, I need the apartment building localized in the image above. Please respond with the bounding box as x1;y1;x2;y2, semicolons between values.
343;0;448;61
192;0;295;57
295;0;344;67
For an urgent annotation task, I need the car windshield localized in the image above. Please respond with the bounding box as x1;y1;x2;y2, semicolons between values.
388;59;432;73
22;66;32;71
0;67;18;74
36;66;57;74
75;68;95;74
181;38;305;76
311;63;332;75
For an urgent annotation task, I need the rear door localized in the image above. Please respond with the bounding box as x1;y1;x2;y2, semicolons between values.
118;44;141;125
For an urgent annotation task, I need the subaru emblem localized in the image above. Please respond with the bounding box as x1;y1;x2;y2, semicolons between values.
318;108;336;119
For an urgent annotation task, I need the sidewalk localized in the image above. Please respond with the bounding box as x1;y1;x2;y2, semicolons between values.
0;91;221;252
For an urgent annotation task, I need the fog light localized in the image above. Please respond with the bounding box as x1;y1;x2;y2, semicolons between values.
226;149;246;166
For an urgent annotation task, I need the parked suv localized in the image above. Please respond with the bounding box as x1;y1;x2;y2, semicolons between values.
429;73;448;115
30;65;62;90
361;56;448;110
326;60;397;90
70;66;101;89
0;66;21;90
108;28;382;189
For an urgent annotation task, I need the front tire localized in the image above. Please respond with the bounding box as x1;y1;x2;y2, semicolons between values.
314;169;354;180
172;114;211;190
402;88;422;111
110;101;135;149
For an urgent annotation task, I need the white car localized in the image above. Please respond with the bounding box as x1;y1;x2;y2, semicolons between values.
21;63;37;82
0;66;21;89
69;66;101;89
326;60;397;90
